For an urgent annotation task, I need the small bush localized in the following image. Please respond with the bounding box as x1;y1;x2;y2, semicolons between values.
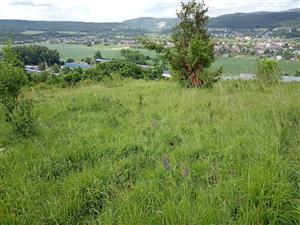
96;60;144;79
6;100;37;138
256;59;281;84
102;72;125;87
30;71;50;83
202;67;223;88
144;66;163;80
66;58;75;63
0;62;37;137
38;63;46;71
52;63;60;73
46;75;64;86
63;72;83;85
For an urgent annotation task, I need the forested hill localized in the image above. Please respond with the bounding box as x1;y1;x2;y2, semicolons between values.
1;9;299;33
123;9;300;31
0;20;125;33
208;9;300;29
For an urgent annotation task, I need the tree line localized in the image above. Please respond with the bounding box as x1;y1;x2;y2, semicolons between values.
13;45;60;66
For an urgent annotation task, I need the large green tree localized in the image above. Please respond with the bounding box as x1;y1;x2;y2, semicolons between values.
141;0;221;87
13;45;60;66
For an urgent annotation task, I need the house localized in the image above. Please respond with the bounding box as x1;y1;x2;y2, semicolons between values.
162;70;171;78
240;73;256;80
25;65;41;73
95;58;111;64
64;62;92;69
138;64;151;69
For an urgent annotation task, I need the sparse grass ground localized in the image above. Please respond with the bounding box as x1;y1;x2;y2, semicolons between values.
0;80;299;224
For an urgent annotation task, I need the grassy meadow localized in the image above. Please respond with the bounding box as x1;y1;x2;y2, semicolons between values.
212;57;300;76
0;80;299;224
25;43;156;61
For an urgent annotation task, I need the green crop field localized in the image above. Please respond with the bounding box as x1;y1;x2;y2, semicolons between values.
38;44;300;75
213;57;300;75
21;30;45;35
1;80;299;224
32;43;156;61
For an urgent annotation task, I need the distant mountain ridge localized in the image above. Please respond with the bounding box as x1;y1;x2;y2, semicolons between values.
208;9;300;29
1;8;299;33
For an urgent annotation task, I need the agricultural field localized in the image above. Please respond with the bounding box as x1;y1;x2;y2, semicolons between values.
21;30;45;35
0;80;299;224
26;43;156;61
212;57;300;75
28;43;300;75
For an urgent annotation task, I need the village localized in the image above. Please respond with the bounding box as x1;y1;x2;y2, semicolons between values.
8;26;299;63
214;37;299;61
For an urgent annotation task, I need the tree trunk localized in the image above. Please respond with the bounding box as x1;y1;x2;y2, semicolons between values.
188;71;204;88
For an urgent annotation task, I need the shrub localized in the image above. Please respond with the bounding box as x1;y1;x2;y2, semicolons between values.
38;63;46;71
2;41;24;68
0;62;26;101
202;67;223;88
6;100;37;138
46;75;64;86
96;60;144;79
61;66;71;75
256;59;281;84
94;51;102;60
30;71;50;83
144;65;163;80
52;63;60;73
66;58;75;63
0;62;37;137
102;72;125;88
120;49;147;65
63;72;83;85
83;68;106;82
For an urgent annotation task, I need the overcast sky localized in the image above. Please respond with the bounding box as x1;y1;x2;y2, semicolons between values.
0;0;298;22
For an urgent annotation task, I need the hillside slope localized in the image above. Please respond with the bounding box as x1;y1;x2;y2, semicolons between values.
1;9;299;33
1;80;299;224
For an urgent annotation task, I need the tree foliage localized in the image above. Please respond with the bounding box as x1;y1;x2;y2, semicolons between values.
120;49;147;65
71;60;161;84
256;59;281;84
66;58;75;63
13;45;60;66
96;60;144;79
0;62;37;137
141;0;221;88
94;51;102;60
2;41;24;68
52;63;60;73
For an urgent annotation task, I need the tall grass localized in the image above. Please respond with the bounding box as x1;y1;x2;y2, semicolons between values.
0;80;299;224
